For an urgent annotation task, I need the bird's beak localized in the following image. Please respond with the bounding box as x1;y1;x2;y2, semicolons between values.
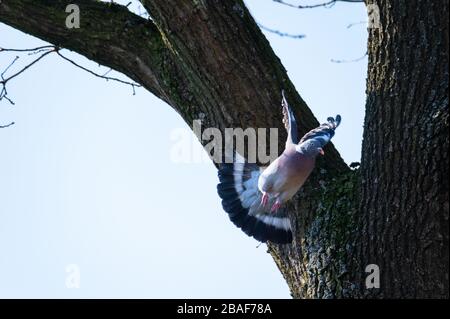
319;148;325;156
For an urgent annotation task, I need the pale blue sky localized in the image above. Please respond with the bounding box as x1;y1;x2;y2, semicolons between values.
0;0;367;298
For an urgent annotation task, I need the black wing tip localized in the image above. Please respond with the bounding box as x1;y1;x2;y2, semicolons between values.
335;115;341;126
327;115;342;129
245;218;293;244
267;231;293;244
217;164;234;182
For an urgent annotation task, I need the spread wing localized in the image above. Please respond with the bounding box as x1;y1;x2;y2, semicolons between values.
299;115;341;145
281;90;299;147
217;154;292;244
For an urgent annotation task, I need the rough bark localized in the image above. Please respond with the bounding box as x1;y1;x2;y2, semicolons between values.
0;0;448;298
358;0;449;298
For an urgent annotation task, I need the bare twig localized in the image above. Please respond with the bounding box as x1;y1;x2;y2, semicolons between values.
0;121;15;128
102;68;113;77
0;85;15;105
258;23;306;39
1;47;56;106
1;56;19;80
0;45;55;53
1;49;55;84
331;51;367;63
347;20;367;29
272;0;364;9
55;49;141;95
0;45;140;97
1;44;142;127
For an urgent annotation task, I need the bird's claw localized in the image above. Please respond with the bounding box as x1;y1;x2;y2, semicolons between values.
261;193;269;207
271;201;282;213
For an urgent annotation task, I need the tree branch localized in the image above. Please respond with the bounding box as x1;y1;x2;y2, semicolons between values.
136;0;350;156
1;48;55;85
0;44;141;113
0;47;55;107
0;0;178;102
331;51;368;63
55;49;141;94
0;121;14;128
1;0;348;171
0;45;55;53
257;23;306;39
272;0;365;9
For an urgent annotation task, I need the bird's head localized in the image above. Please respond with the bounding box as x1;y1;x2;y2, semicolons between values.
295;115;341;158
295;138;326;158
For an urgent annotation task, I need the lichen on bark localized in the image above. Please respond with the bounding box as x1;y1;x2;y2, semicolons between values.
268;167;361;298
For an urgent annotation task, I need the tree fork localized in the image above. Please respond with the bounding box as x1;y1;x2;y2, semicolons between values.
1;0;448;298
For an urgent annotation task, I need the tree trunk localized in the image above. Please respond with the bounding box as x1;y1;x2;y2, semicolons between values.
0;0;448;298
357;0;449;298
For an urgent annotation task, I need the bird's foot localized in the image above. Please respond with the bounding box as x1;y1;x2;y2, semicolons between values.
261;192;269;207
271;201;282;213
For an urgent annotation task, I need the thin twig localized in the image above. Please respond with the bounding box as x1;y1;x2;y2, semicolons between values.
1;49;55;84
1;48;55;105
55;49;141;94
347;20;367;29
258;23;306;39
0;86;15;105
272;0;364;9
102;68;113;77
1;56;19;80
0;45;55;53
0;121;15;129
0;44;141;127
331;51;367;63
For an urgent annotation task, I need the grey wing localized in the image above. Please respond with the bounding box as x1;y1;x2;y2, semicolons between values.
298;115;342;145
281;90;299;146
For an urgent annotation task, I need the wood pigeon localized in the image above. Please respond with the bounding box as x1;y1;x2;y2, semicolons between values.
217;91;341;244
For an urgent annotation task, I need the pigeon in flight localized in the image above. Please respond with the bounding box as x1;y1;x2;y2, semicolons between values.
217;91;341;244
